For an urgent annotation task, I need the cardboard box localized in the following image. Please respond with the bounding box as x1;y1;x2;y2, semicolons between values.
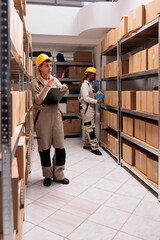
100;109;108;125
0;158;19;233
146;121;158;148
67;98;79;113
101;38;108;53
69;66;86;78
134;118;146;142
101;129;108;145
129;55;133;73
118;16;128;40
10;0;23;61
135;149;147;175
63;118;81;133
128;5;145;33
15;136;26;179
123;142;135;165
121;91;136;110
145;0;160;24
153;91;159;115
122;116;134;137
147;154;158;184
148;44;159;70
136;91;147;113
146;91;154;114
74;51;92;62
106;29;117;49
18;91;26;124
56;66;67;78
122;60;129;75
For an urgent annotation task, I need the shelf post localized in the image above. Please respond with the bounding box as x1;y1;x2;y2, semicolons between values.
158;16;160;201
0;0;15;239
117;41;121;165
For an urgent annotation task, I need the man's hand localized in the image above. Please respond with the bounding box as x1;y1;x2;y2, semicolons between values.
60;84;68;92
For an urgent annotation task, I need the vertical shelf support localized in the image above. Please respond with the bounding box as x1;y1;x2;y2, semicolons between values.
0;0;15;239
158;16;160;201
117;41;121;165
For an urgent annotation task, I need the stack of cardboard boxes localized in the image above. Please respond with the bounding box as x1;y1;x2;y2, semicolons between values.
101;0;160;53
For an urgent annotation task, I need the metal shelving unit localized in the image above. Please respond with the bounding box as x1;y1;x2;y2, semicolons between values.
54;60;93;137
100;42;120;163
100;17;160;199
119;17;160;199
0;1;33;239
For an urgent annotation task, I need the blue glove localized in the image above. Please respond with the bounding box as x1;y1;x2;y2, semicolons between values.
96;93;104;99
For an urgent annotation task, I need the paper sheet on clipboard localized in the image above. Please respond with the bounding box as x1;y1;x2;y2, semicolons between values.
42;88;67;104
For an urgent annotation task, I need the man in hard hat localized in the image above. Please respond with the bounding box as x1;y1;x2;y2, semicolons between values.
30;53;69;186
79;67;103;155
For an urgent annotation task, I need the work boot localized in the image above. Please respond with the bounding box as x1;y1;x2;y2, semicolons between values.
91;149;102;155
83;146;91;149
54;177;69;184
43;177;51;187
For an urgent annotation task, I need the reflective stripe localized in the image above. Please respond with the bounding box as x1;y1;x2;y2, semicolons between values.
84;121;91;126
84;103;89;114
34;110;41;125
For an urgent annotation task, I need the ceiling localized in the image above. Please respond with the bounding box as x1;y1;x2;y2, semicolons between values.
27;0;118;8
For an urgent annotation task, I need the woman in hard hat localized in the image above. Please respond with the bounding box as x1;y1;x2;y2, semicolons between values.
30;53;69;187
79;67;103;155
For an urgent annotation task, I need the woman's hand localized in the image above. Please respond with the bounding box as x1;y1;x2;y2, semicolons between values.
47;77;54;87
100;89;105;93
97;99;103;103
60;84;68;92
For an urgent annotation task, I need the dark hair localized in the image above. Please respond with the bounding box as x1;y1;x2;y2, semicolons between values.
38;59;52;73
79;72;94;87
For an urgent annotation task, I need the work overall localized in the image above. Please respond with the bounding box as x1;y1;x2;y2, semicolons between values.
80;82;99;150
30;75;66;180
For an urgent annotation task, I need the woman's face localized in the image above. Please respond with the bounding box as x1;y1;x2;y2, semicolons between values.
89;73;96;81
39;61;52;77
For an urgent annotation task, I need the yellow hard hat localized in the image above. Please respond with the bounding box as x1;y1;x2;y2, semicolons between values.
36;53;52;69
85;67;98;76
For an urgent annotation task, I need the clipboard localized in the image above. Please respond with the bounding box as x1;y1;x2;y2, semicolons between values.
42;88;67;104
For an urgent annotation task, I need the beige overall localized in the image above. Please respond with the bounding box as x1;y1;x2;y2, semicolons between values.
30;74;68;180
79;81;99;150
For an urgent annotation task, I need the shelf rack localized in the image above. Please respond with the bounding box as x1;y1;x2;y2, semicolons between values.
100;17;160;199
0;1;33;239
54;60;93;137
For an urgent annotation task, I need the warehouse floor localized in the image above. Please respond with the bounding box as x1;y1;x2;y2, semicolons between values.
22;137;160;240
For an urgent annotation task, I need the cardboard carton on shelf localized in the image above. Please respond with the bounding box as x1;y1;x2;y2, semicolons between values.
136;91;147;113
128;5;145;33
145;0;160;24
121;91;136;110
146;91;154;114
147;154;158;184
74;51;92;62
0;158;20;233
135;149;147;175
63;118;81;133
148;44;159;70
101;38;108;53
118;16;128;40
122;142;135;166
67;97;79;113
15;136;26;180
146;121;158;149
134;118;146;142
122;115;134;137
153;91;159;115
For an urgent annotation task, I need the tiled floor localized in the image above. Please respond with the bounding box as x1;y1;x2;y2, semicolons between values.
22;137;160;240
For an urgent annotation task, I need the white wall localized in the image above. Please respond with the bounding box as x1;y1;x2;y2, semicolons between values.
27;5;79;35
27;0;153;37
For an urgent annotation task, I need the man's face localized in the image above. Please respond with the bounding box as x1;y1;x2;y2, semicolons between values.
39;61;52;76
